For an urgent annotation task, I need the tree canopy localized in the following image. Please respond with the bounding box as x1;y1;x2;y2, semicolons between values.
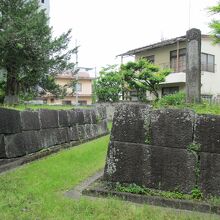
209;1;220;43
0;0;76;104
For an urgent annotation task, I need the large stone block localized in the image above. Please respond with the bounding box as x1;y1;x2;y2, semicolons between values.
77;125;87;140
39;129;58;148
83;109;92;124
68;126;79;141
4;133;26;158
68;109;84;126
98;119;108;135
90;109;97;124
20;110;40;131
111;103;151;144
104;141;196;193
104;141;151;186
150;109;195;149
39;109;59;129
0;108;22;134
200;152;220;196
58;110;69;127
57;128;70;144
22;131;42;154
0;135;5;158
91;124;99;137
96;106;107;120
194;114;220;154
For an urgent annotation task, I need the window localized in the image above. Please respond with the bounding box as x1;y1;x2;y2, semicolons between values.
162;86;179;96
62;100;72;105
75;83;82;92
170;48;186;72
201;53;215;73
41;0;45;3
78;100;87;105
143;55;155;63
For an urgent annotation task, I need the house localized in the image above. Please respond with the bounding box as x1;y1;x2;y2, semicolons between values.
44;68;94;105
118;34;220;101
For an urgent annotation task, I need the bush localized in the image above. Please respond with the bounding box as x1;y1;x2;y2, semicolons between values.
154;92;186;107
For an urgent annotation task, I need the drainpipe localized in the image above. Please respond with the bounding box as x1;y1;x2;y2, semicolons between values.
176;40;180;73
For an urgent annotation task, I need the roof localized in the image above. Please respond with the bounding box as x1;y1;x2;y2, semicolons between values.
56;71;94;80
117;34;211;57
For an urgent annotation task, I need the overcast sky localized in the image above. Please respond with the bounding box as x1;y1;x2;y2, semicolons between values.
50;0;218;71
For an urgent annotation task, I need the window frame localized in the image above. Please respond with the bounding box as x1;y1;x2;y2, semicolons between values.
201;53;215;73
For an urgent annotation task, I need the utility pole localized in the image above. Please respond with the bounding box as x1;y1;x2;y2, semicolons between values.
75;40;79;106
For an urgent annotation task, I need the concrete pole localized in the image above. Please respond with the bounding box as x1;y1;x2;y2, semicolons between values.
186;28;201;103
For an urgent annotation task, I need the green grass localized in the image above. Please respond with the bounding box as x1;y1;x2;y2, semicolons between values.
0;136;219;219
154;92;220;115
0;104;92;111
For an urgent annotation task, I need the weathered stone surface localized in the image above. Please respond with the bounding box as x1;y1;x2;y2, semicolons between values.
186;28;201;103
39;109;59;129
111;103;151;144
150;109;195;149
195;114;220;153
68;126;79;141
77;125;87;140
90;109;97;124
91;124;99;137
98;119;108;135
68;109;84;125
96;106;107;120
200;152;220;196
83;109;92;124
104;141;151;186
0;108;22;134
104;141;196;193
4;133;26;158
20;111;40;131
23;131;42;154
85;124;94;139
57;128;70;144
58;110;69;127
39;129;58;148
0;135;5;158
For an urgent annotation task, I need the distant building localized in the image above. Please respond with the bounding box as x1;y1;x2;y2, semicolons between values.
43;68;94;105
38;0;50;15
118;34;220;101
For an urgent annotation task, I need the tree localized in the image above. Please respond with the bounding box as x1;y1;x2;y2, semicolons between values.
209;1;220;43
0;0;76;104
120;59;171;101
95;65;122;102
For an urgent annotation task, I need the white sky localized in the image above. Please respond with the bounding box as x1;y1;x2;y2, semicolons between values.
50;0;218;71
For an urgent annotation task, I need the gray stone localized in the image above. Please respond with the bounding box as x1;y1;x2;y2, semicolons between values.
77;125;87;140
96;106;107;120
39;129;58;148
194;114;220;153
20;111;40;131
200;152;220;196
91;124;99;137
186;28;201;103
4;133;26;158
22;131;42;154
39;109;59;129
104;141;196;193
0;108;22;134
150;109;195;149
83;109;92;124
68;109;84;125
85;124;93;139
0;135;5;158
68;126;79;141
98;119;108;135
91;109;97;124
58;110;69;127
57;128;70;144
111;103;151;144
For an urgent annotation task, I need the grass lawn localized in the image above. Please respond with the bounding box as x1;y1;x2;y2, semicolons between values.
0;104;92;111
0;136;219;220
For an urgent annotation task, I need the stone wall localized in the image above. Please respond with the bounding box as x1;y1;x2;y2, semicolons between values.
103;103;220;196
0;107;108;159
